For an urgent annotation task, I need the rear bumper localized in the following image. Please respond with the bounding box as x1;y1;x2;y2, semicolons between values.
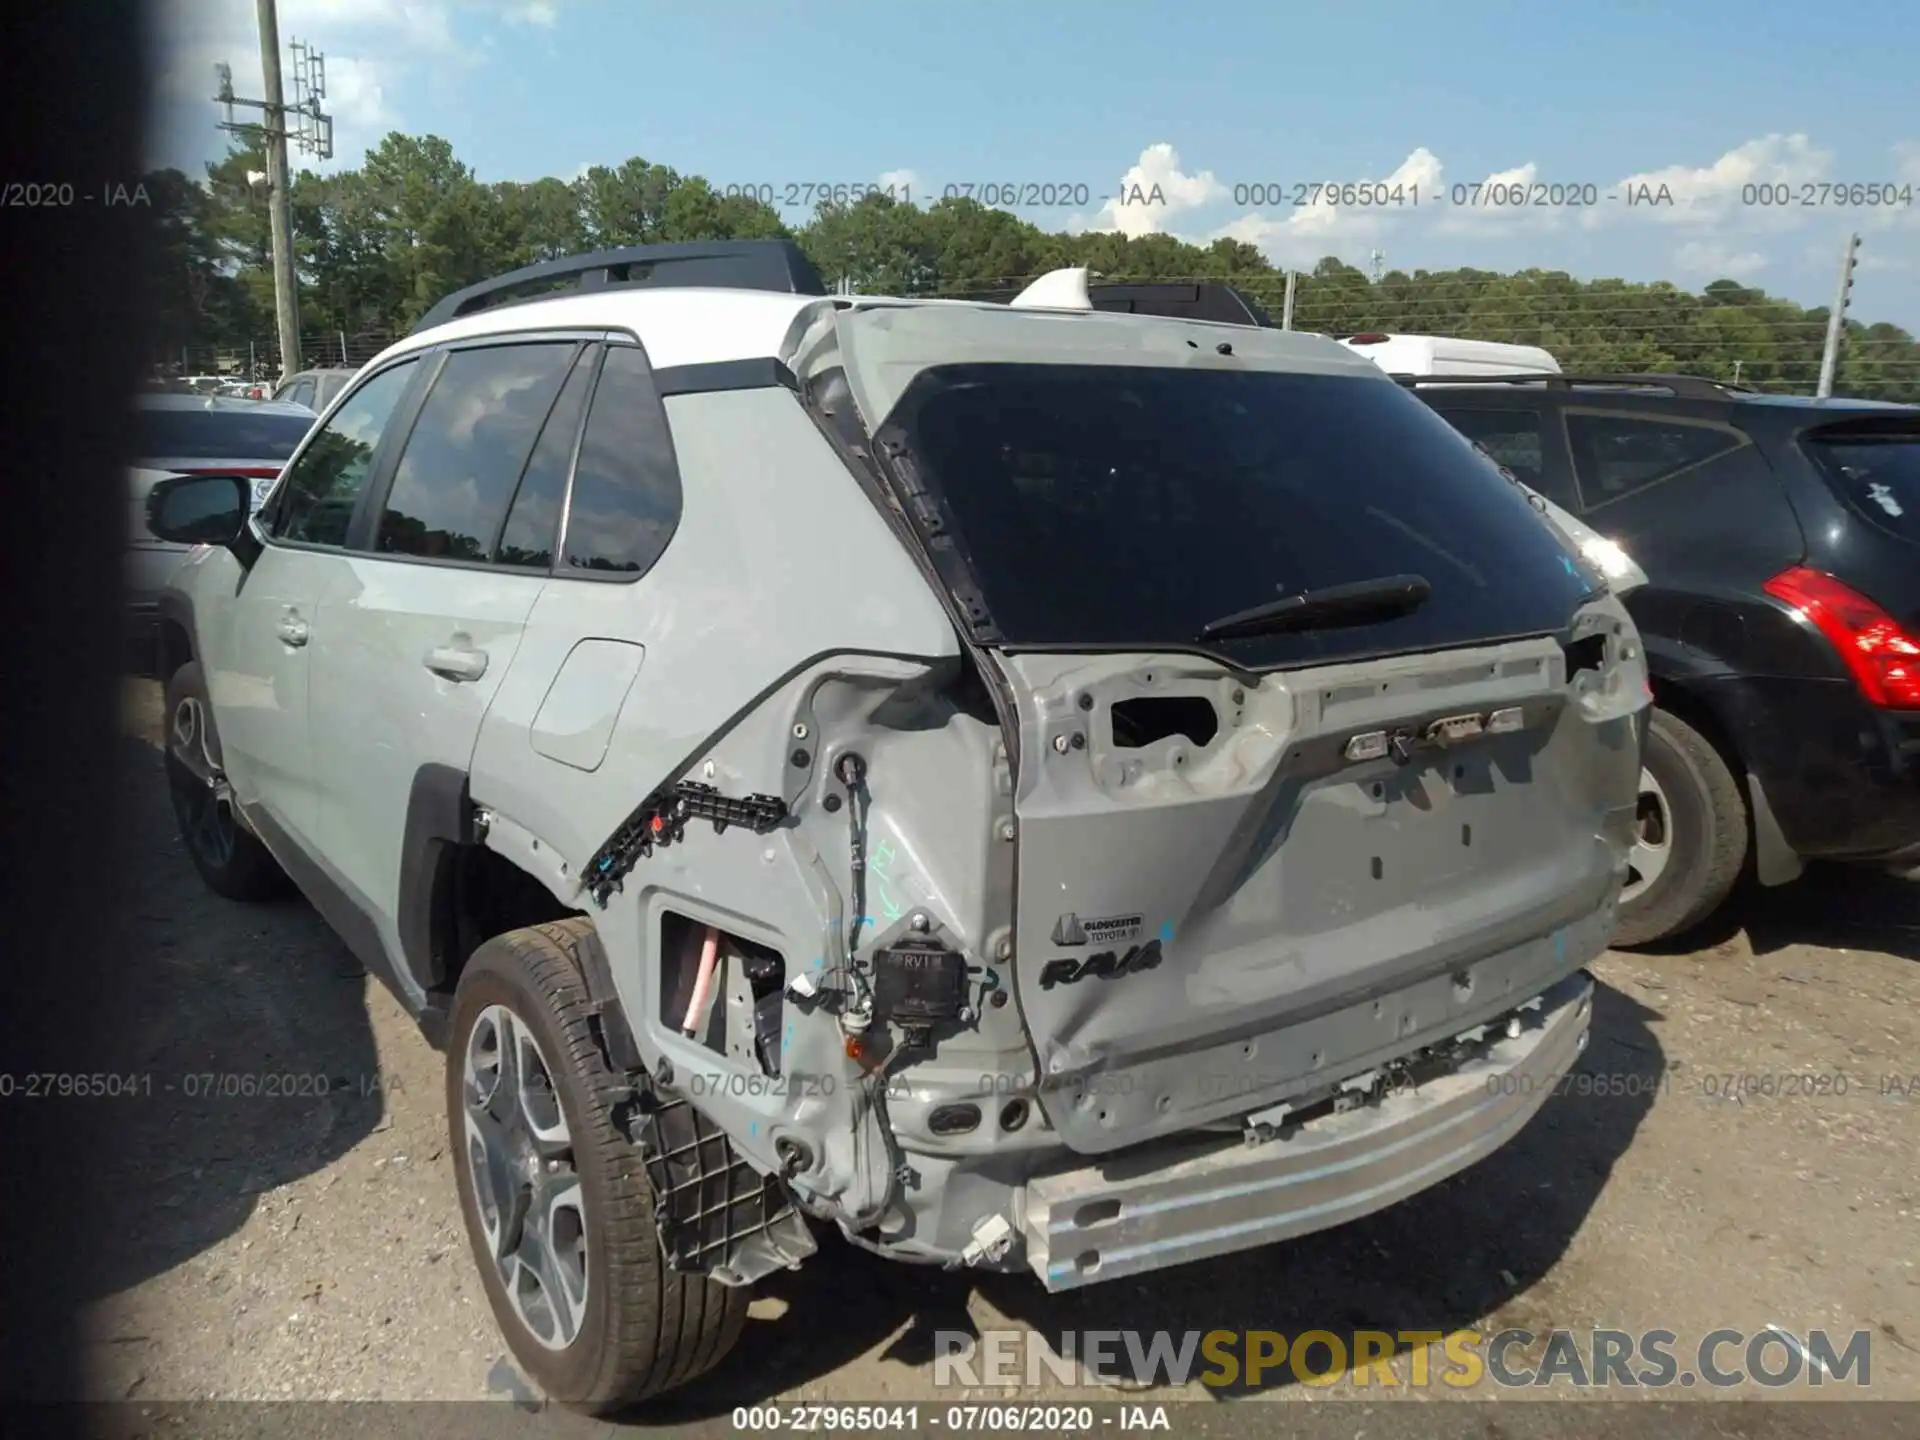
1021;970;1592;1292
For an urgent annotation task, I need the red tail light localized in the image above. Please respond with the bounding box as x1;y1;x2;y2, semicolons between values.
177;466;281;479
1762;566;1920;710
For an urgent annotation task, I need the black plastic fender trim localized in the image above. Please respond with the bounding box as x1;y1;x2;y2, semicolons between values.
397;764;476;994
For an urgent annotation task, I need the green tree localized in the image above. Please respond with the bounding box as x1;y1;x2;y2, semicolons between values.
142;166;259;362
162;130;1920;403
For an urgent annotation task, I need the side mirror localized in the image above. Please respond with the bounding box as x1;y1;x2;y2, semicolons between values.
146;473;261;564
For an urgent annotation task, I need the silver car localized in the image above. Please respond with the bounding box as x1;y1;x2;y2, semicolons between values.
127;394;316;655
271;366;360;414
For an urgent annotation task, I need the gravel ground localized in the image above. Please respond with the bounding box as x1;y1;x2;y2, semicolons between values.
87;678;1920;1420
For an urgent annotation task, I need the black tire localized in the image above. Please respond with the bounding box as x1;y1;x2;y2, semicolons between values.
1612;706;1749;949
163;661;292;901
446;919;748;1413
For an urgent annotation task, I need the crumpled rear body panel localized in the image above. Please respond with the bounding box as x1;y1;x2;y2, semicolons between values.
996;595;1646;1155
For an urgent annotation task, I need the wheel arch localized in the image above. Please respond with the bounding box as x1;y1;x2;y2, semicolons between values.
155;590;196;683
1643;664;1800;887
399;764;643;1070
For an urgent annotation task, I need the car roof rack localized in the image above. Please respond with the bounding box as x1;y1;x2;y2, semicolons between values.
959;279;1275;327
410;239;830;335
1394;372;1748;402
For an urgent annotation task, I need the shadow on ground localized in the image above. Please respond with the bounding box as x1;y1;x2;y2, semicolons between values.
633;980;1666;1417
83;737;387;1302
1630;863;1920;964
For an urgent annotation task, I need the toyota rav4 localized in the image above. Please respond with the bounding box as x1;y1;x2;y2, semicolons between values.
147;239;1649;1413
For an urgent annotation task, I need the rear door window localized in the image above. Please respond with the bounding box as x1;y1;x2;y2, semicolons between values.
1424;402;1582;512
496;345;598;568
1428;407;1544;484
1566;412;1746;507
1806;431;1920;544
886;364;1598;670
373;341;577;563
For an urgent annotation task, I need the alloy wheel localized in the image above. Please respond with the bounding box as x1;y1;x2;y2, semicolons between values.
460;1003;591;1351
168;694;238;869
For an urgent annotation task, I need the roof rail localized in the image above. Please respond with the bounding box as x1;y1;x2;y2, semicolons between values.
410;239;829;335
1395;372;1747;402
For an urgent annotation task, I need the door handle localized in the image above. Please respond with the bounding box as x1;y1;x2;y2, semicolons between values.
424;643;488;682
276;612;309;647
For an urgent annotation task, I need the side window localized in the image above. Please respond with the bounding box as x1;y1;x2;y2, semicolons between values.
288;379;316;410
269;359;419;548
1567;413;1744;507
374;342;577;563
1431;407;1546;489
561;345;682;576
495;346;598;568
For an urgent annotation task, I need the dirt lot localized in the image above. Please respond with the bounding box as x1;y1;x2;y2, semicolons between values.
86;678;1920;1418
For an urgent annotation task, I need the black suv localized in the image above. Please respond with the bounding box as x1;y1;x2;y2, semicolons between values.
1409;374;1920;946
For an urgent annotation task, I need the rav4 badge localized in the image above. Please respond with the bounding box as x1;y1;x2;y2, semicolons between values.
1037;939;1164;989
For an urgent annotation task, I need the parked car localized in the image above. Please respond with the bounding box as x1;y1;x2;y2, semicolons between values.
1408;372;1920;945
271;365;360;414
147;240;1647;1413
127;393;316;654
1344;332;1563;377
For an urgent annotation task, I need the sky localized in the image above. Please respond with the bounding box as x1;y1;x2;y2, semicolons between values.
148;0;1920;330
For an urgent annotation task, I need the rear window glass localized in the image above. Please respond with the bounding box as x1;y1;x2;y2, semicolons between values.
137;408;313;462
1807;432;1920;544
1428;407;1546;489
888;364;1598;669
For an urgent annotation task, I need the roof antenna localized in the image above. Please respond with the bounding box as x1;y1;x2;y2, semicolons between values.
1009;267;1093;311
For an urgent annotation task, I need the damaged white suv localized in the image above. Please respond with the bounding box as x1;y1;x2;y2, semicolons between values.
148;240;1649;1412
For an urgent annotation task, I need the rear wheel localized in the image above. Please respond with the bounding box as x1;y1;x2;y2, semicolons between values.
447;919;748;1413
163;661;291;901
1612;707;1748;949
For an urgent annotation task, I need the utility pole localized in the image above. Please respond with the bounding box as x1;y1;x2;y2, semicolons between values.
1281;270;1297;331
215;4;333;382
1816;232;1861;399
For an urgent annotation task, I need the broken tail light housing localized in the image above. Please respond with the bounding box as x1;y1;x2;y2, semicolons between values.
1763;566;1920;710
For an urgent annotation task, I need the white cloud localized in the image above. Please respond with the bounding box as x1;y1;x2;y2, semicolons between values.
1672;240;1768;279
1874;141;1920;239
877;168;924;200
1584;133;1832;231
1092;143;1227;238
1212;147;1442;268
505;1;558;25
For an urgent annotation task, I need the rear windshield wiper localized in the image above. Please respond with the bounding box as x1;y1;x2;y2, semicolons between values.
1197;574;1432;642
